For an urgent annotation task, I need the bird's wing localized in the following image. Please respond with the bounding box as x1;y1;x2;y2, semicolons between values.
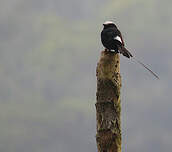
110;29;125;46
118;30;125;46
114;36;122;43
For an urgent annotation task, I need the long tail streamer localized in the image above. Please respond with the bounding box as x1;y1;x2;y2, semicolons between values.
132;57;159;79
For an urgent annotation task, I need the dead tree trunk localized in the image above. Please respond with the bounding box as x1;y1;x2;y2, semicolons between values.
96;50;122;152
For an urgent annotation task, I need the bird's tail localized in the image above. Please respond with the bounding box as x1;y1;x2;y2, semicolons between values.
118;46;133;58
132;57;159;79
118;45;159;79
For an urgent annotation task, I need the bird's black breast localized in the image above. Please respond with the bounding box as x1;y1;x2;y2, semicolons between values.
101;27;121;51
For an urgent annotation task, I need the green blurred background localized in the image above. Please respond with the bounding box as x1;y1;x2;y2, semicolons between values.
0;0;172;152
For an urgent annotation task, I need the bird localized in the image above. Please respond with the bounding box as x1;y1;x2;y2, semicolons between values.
101;21;159;79
101;21;132;58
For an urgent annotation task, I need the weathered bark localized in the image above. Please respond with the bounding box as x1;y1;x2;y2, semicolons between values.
96;50;122;152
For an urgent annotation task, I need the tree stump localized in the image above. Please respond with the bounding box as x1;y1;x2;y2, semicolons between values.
96;50;122;152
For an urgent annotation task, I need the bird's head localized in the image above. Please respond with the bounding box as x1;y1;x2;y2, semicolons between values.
103;21;117;29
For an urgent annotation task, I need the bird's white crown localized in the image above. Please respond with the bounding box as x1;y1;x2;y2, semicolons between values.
103;21;115;25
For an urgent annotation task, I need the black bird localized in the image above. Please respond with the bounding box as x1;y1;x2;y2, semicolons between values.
101;21;159;79
101;21;132;58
